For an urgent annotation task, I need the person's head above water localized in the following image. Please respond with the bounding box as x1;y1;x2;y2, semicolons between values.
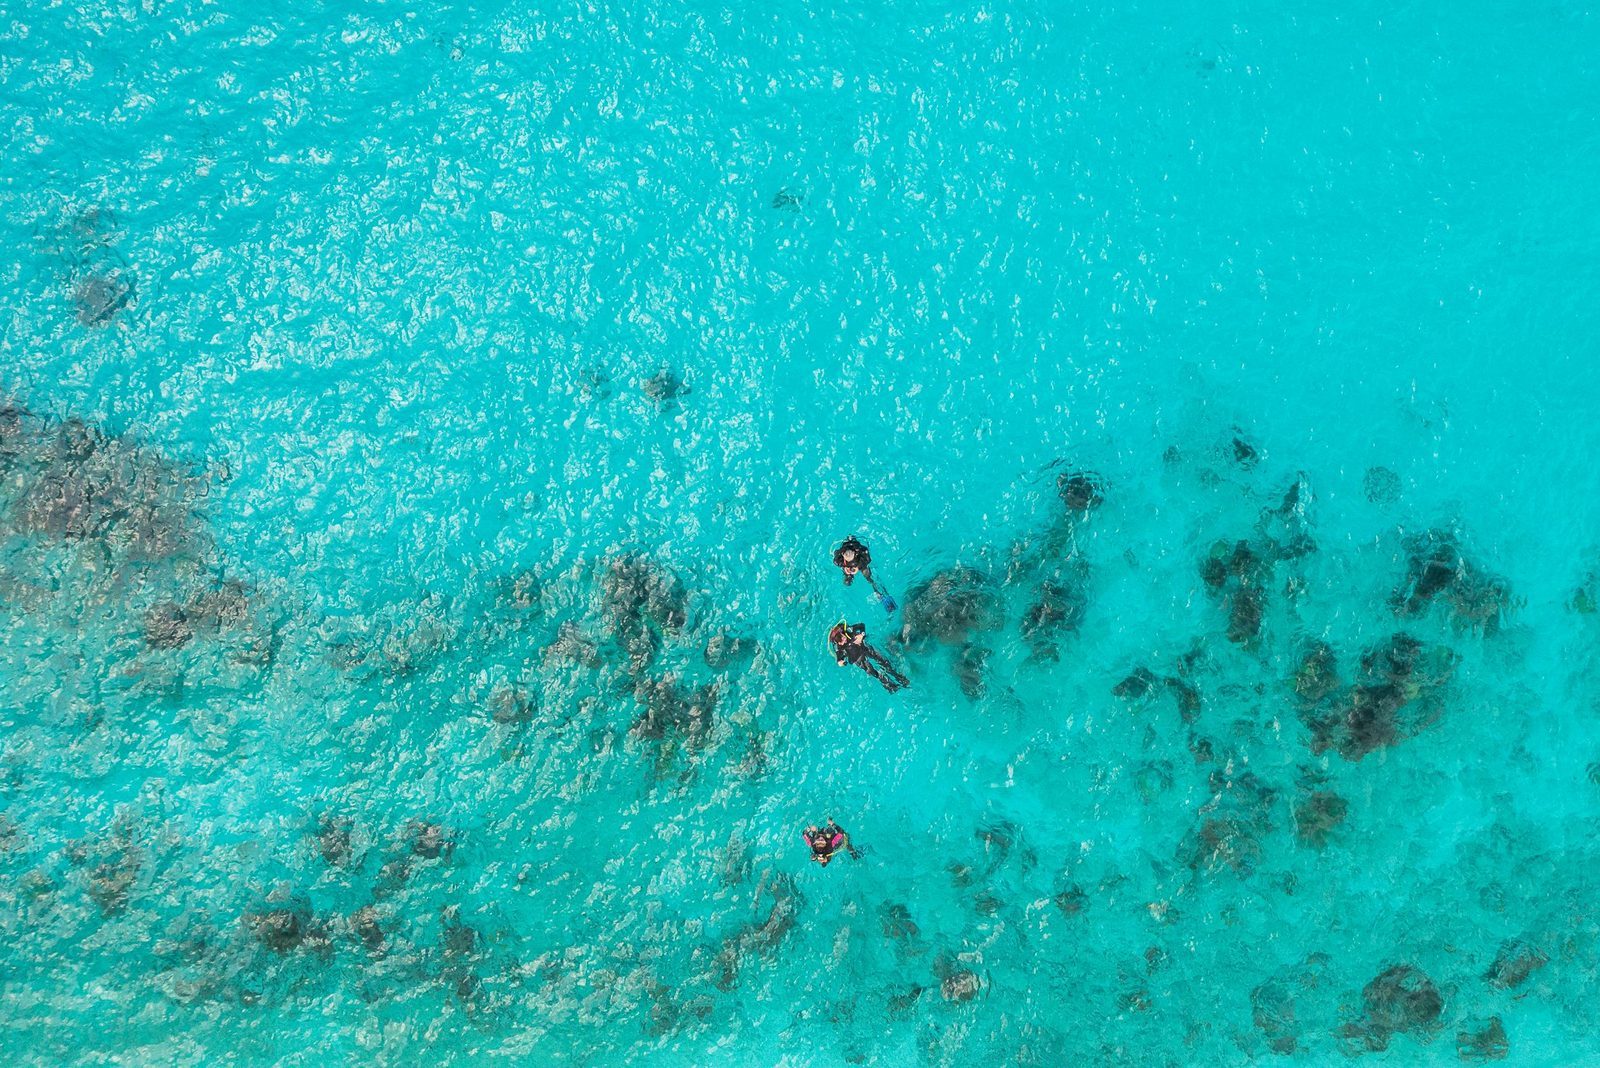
829;622;866;655
834;538;870;581
804;821;849;866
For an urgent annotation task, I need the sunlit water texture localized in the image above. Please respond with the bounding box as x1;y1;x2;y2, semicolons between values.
2;0;1600;1064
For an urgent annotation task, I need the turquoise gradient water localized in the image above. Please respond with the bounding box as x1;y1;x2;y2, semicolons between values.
3;0;1599;1064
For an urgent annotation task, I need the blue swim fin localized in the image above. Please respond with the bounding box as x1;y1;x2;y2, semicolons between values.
879;593;897;613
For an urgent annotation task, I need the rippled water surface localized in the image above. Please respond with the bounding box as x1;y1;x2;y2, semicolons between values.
3;1;1600;1064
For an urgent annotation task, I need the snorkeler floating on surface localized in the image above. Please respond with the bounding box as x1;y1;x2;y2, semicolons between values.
803;819;861;866
833;536;896;613
830;621;910;692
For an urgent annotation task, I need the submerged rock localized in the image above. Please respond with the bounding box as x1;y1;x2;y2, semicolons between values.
1293;790;1348;849
1363;466;1402;504
409;821;452;860
1250;954;1332;1055
1057;471;1105;511
704;630;757;671
630;675;718;745
1392;530;1511;633
1484;938;1546;990
940;969;981;1003
316;817;352;866
1112;667;1158;700
900;567;1001;647
143;601;194;649
1344;964;1443;1051
955;644;989;700
1457;1016;1509;1062
642;369;691;410
73;271;134;327
1299;635;1457;760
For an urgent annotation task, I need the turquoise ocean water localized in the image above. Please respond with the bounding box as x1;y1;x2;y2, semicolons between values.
3;1;1599;1063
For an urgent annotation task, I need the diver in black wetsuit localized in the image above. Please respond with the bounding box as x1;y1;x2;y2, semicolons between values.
833;536;896;612
829;622;910;692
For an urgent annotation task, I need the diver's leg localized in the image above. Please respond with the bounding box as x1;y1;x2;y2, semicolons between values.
866;646;910;687
865;568;896;611
860;660;899;692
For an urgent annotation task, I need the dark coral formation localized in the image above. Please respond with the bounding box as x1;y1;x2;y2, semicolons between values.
898;566;1003;694
1057;470;1105;511
1292;790;1348;849
1293;634;1457;760
932;953;983;1003
629;674;718;747
74;271;135;327
316;817;353;866
1338;964;1444;1052
1197;477;1318;645
244;890;328;957
900;566;1001;647
408;821;453;860
703;630;756;670
1457;1016;1509;1062
708;874;800;991
1018;559;1089;663
1484;938;1546;990
1250;954;1332;1055
1363;466;1402;504
878;902;924;960
1201;539;1271;644
641;369;691;410
143;601;195;649
578;364;613;402
1112;667;1158;699
1179;767;1277;878
1114;666;1201;724
1391;530;1511;633
1053;881;1088;917
1;410;205;561
599;553;688;673
249;906;310;954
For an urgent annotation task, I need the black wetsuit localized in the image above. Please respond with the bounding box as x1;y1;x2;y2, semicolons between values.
833;538;872;585
834;538;894;610
832;623;910;692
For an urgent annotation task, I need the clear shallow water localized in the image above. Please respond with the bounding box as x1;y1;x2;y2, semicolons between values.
2;0;1599;1063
